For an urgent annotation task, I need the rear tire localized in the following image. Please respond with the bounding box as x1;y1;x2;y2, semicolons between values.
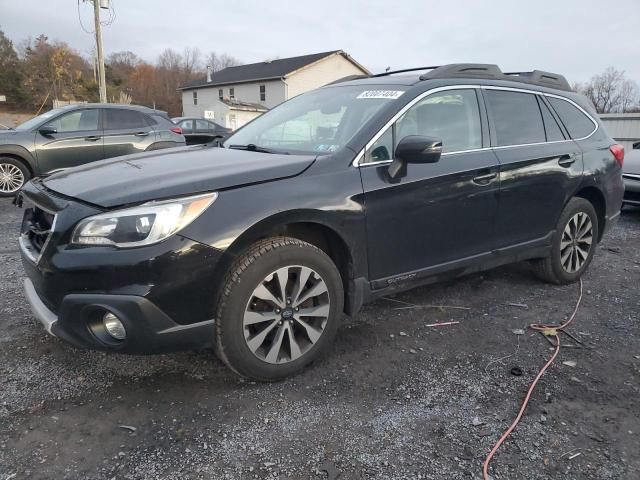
0;157;30;197
531;197;599;284
214;237;344;381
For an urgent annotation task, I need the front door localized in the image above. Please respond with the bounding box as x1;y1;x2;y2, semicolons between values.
34;108;104;172
360;88;500;284
102;108;156;158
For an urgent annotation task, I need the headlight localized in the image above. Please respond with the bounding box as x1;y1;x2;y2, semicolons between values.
71;193;217;247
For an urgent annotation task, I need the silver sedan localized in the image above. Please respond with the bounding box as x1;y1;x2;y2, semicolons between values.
623;144;640;207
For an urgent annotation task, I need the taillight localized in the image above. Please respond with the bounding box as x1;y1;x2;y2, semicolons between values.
171;127;182;135
610;144;624;167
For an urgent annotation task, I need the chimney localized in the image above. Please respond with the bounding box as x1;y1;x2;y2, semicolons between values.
206;65;212;83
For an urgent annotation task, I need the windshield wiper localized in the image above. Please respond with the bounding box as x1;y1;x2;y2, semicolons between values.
228;144;288;154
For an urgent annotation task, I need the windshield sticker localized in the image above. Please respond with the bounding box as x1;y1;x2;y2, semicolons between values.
357;90;405;100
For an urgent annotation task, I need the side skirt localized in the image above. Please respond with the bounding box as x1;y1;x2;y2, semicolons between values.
365;232;554;304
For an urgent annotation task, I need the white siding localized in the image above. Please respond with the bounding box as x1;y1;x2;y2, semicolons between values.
600;114;640;151
181;79;285;118
285;54;366;99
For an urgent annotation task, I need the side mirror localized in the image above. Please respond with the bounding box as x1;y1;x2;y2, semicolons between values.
39;125;57;136
388;135;442;179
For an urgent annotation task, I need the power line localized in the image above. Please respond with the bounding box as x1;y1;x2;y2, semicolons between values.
77;0;94;34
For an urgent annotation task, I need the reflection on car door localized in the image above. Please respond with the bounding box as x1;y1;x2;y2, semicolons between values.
34;108;104;172
102;108;156;158
483;88;584;249
360;88;500;285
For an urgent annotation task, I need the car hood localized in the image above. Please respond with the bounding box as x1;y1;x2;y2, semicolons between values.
623;149;640;175
42;145;316;208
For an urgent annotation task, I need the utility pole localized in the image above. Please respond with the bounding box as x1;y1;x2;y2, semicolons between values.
92;0;107;103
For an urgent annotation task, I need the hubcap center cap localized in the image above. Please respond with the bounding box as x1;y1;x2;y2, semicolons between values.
281;308;294;320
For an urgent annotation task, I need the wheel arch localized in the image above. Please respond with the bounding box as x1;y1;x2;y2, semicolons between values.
222;211;360;316
0;148;36;176
574;185;606;241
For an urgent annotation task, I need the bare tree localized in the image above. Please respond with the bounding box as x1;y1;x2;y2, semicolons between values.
182;47;202;80
620;79;639;113
205;51;241;73
578;67;640;113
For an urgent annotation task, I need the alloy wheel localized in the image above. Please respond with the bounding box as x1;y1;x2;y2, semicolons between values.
0;163;25;194
243;265;330;364
560;212;593;274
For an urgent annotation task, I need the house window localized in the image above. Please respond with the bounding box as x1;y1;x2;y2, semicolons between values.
193;91;198;105
260;85;266;102
218;89;223;100
229;88;235;99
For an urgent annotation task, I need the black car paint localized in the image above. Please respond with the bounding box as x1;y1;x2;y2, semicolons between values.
18;76;624;354
42;145;316;207
174;118;232;146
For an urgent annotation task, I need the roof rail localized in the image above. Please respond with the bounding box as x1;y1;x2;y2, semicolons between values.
326;74;369;85
371;66;440;77
503;70;572;91
418;64;572;91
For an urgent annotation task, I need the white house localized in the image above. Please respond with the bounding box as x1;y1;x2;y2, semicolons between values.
179;50;369;130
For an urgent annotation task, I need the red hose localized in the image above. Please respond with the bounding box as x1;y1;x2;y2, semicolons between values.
483;279;583;479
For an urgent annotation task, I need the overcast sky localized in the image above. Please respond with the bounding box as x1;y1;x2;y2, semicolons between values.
1;0;639;84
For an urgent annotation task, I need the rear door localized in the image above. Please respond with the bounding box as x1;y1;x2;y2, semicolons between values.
361;87;500;282
484;88;583;249
34;108;104;172
102;108;156;158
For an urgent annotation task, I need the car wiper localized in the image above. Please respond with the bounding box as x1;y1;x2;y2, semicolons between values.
228;144;288;154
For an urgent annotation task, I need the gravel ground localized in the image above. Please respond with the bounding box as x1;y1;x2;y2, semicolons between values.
0;197;639;480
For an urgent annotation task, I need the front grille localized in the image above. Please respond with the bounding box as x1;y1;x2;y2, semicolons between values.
20;204;56;260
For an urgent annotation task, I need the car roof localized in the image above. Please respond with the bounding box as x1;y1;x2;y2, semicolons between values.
329;63;574;94
57;103;164;114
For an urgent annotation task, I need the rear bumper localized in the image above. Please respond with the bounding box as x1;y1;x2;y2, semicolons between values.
23;277;215;353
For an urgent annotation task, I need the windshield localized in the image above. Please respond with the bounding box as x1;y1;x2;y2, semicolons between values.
14;108;68;132
224;85;407;155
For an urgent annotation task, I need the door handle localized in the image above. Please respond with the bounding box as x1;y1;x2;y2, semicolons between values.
472;172;498;186
558;154;577;167
84;135;101;141
134;131;149;137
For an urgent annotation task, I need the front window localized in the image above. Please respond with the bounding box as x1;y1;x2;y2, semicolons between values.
225;85;407;155
14;107;67;131
45;109;100;133
365;88;482;163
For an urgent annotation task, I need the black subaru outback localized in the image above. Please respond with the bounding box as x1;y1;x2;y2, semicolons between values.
17;64;624;380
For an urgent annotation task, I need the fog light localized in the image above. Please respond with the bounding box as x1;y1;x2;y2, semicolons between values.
102;312;126;340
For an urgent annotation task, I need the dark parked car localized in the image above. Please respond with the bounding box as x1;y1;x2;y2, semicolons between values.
17;64;624;380
172;117;232;145
0;104;185;196
622;142;640;207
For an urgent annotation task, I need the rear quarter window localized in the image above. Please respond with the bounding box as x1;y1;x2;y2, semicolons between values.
547;97;596;139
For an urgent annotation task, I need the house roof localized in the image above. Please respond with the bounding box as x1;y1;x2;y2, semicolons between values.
179;50;369;90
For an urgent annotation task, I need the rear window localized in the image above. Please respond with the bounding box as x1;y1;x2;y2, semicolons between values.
104;109;149;130
547;97;596;139
485;90;545;146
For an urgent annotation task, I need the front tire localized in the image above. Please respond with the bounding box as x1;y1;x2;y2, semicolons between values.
0;157;30;197
532;197;599;284
215;237;344;381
